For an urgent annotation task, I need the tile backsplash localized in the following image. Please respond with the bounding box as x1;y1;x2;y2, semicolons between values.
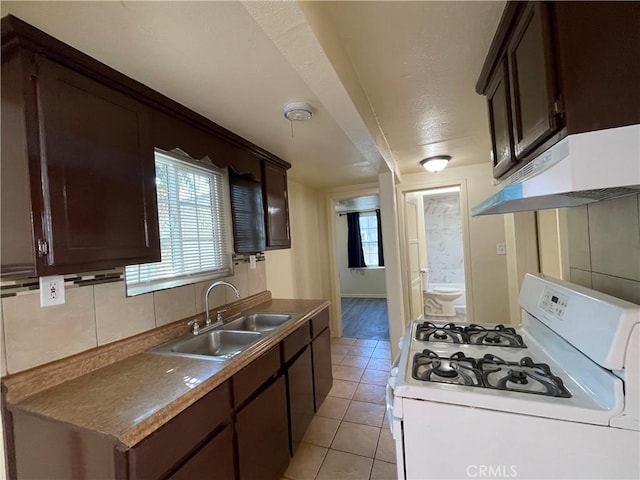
566;194;640;304
0;260;267;374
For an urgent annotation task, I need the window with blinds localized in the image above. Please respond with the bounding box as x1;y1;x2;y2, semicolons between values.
125;149;233;296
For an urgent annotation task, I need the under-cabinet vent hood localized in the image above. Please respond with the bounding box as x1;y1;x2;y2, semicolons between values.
472;124;640;216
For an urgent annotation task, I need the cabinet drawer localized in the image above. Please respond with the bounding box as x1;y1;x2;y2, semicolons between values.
233;346;280;406
281;322;311;364
310;308;330;339
129;381;231;480
168;425;235;480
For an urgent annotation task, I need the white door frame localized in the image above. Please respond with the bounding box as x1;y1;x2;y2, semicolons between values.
396;178;475;323
325;183;380;337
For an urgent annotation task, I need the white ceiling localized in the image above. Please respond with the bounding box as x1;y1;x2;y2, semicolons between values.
1;1;504;189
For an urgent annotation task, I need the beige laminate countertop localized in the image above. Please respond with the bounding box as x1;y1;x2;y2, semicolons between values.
10;298;329;448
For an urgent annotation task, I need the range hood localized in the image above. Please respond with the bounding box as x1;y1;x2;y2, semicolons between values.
472;124;640;216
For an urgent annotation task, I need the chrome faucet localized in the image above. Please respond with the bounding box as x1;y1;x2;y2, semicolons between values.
204;280;240;327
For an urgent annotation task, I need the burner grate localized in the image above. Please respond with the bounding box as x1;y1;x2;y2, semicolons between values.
411;351;571;398
412;349;482;387
478;354;571;398
415;322;467;344
415;322;526;348
465;324;527;348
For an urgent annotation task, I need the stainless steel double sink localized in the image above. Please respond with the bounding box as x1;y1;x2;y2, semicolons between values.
149;313;292;361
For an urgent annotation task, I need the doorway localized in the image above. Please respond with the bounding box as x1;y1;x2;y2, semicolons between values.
402;184;471;322
332;193;389;341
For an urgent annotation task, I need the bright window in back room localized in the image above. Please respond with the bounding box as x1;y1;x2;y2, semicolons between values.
125;149;233;296
359;212;380;266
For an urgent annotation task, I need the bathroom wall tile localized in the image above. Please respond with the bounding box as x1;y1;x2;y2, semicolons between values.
588;195;640;281
94;282;155;345
424;195;465;284
569;268;592;289
566;205;591;271
225;262;249;302
592;273;640;305
194;280;226;314
3;286;97;373
248;260;267;296
153;284;196;327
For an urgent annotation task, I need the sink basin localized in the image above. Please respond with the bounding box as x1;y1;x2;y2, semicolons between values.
151;330;262;361
222;313;292;332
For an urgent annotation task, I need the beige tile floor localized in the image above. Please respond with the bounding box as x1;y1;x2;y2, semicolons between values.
283;337;397;480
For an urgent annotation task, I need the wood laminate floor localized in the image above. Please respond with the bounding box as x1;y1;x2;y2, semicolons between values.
341;298;389;341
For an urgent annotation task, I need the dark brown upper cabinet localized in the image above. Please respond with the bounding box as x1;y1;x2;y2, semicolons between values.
1;15;293;277
1;52;160;277
263;161;291;250
506;2;558;160
477;1;640;180
486;60;516;178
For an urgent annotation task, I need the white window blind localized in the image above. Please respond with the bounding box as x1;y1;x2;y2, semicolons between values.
126;150;233;296
359;213;380;267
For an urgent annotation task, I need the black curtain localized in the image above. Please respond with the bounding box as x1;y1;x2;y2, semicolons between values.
376;209;385;267
347;212;366;268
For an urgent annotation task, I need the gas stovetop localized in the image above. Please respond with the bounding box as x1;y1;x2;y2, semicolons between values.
415;321;526;347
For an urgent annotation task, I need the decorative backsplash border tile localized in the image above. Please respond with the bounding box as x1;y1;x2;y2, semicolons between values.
233;253;266;265
0;254;266;298
0;268;124;298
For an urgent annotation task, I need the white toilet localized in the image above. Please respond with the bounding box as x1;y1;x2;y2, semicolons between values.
422;270;463;317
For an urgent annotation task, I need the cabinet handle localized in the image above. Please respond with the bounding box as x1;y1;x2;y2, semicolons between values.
37;239;49;256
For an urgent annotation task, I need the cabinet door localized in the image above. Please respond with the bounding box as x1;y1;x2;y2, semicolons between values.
507;2;558;159
312;327;333;411
229;170;265;254
236;376;289;480
168;425;235;480
287;347;315;455
33;56;159;274
486;60;517;179
262;161;291;249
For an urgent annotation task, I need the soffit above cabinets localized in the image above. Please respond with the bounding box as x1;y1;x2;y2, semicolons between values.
1;1;504;188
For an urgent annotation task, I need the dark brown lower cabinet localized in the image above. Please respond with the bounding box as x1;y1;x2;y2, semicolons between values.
286;346;315;455
168;425;235;480
236;376;289;480
6;309;333;480
312;327;333;411
7;381;234;480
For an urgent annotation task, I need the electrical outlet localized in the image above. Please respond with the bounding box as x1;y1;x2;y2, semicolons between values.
249;255;257;270
39;275;65;307
496;243;507;255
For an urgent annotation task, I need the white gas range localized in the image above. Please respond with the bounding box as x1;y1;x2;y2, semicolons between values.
387;273;639;480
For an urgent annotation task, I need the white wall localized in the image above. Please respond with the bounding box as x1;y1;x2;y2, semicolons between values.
335;214;386;297
265;180;330;300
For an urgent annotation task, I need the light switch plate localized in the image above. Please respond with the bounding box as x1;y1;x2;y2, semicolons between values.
39;275;65;307
496;243;507;255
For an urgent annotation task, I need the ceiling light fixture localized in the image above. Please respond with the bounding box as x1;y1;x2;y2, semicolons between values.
420;155;451;173
283;102;313;122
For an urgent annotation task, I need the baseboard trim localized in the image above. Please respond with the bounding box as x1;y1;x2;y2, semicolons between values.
341;294;387;299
